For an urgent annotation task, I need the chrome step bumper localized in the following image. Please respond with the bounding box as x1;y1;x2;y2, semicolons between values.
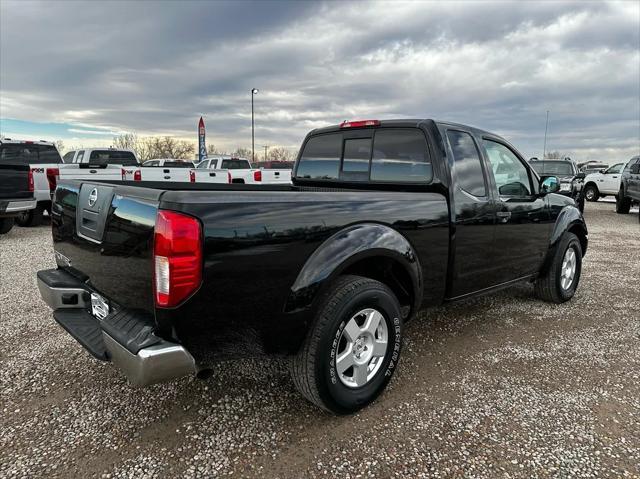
37;268;197;387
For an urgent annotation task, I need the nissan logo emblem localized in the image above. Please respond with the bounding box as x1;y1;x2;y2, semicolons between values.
88;188;98;207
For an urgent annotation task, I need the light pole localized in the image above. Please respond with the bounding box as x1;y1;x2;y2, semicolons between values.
251;88;259;163
543;110;549;159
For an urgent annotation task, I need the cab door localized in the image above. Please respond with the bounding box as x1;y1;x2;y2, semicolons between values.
481;138;551;282
600;163;624;194
445;129;498;298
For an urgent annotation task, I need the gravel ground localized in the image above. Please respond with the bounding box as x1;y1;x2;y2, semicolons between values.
1;201;639;479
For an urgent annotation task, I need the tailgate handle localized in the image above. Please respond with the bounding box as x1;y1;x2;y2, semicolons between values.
209;172;216;177
90;170;97;174
163;169;170;173
275;172;280;175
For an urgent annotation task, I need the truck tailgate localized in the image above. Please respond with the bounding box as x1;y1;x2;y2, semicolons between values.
0;163;31;200
51;180;161;312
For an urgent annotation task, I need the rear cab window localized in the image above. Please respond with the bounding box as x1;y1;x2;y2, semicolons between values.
0;144;62;165
89;150;138;166
446;130;486;197
221;159;250;169
295;127;432;183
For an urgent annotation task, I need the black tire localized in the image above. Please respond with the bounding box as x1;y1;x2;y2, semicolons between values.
290;275;403;414
0;217;15;234
616;188;631;214
535;232;582;304
583;185;599;202
15;205;44;227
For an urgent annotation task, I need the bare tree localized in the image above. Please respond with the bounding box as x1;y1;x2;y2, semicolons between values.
544;151;564;159
265;147;294;162
112;133;139;151
207;144;226;156
231;147;252;159
54;140;65;154
112;134;195;162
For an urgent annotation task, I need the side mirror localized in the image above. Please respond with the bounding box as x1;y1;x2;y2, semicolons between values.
575;172;586;180
540;175;560;195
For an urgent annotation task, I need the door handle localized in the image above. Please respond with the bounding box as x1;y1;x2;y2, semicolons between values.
496;211;511;222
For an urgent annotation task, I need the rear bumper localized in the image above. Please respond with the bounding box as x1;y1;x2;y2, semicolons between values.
37;268;197;387
0;198;36;215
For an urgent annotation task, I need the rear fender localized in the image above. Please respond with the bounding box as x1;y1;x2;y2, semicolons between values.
286;223;422;312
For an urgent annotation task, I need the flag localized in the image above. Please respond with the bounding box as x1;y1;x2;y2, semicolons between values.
198;116;206;162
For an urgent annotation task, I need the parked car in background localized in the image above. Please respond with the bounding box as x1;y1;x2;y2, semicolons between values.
0;139;38;233
529;158;585;210
616;156;640;220
582;162;624;201
37;118;587;414
578;161;609;175
197;156;291;184
142;159;195;168
0;140;61;227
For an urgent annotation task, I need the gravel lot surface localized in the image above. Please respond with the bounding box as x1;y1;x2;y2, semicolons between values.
1;201;639;478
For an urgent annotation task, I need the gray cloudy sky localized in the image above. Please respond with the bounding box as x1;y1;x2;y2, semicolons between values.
1;0;639;161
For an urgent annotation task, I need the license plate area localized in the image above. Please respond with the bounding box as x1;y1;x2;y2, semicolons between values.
91;293;110;320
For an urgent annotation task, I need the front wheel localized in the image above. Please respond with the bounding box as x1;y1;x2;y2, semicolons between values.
535;232;582;303
290;275;403;414
583;185;599;202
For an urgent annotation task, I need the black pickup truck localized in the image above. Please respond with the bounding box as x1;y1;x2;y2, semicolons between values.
0;139;38;234
38;119;588;414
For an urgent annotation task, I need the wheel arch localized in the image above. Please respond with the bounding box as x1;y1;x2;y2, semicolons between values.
540;205;588;276
285;223;422;319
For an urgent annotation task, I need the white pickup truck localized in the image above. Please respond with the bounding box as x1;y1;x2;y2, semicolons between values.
195;156;291;184
582;162;625;201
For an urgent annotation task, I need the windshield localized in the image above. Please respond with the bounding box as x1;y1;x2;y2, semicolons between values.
221;159;251;169
89;150;138;166
530;161;574;176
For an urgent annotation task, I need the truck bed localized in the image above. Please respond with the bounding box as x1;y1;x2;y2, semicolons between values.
50;179;449;362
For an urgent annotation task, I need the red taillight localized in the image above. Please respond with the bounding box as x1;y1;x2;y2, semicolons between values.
134;170;142;181
121;168;126;180
46;168;59;192
153;210;202;308
227;171;232;183
190;170;196;183
340;119;380;128
28;169;34;192
253;170;262;182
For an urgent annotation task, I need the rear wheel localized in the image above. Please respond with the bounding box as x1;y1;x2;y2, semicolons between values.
0;217;15;234
535;232;582;303
583;185;599;202
290;275;403;414
616;188;631;214
15;205;44;227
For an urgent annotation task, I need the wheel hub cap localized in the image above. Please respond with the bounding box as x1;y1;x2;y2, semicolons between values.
336;308;389;388
560;247;577;290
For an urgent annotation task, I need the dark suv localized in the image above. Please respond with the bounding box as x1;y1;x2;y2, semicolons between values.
616;155;640;220
529;158;585;211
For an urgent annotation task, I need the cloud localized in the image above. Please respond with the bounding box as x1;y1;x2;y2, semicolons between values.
0;0;638;160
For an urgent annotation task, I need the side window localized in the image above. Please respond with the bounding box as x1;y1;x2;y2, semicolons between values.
196;160;208;169
342;138;371;181
63;151;75;163
296;133;341;180
371;129;432;182
211;160;218;169
483;140;532;197
447;130;486;197
606;164;623;174
75;150;85;163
